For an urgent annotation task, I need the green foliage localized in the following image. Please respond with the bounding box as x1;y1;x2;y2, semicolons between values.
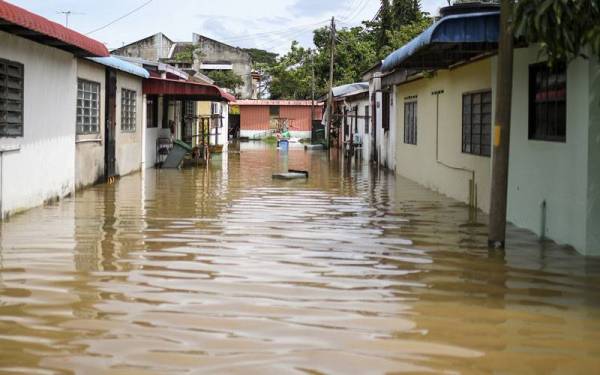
243;48;278;66
514;0;600;64
264;0;429;99
365;0;427;58
205;70;244;92
174;45;198;62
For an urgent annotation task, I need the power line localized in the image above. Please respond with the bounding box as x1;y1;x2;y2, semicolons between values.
217;19;330;44
86;0;155;35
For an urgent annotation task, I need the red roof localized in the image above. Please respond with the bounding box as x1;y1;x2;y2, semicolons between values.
235;100;322;106
0;1;109;57
143;77;236;102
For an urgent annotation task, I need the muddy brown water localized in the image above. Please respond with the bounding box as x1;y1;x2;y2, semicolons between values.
1;143;599;374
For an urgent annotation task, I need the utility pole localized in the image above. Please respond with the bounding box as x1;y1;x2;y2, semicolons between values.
488;0;515;249
310;49;315;137
326;16;336;148
57;11;83;27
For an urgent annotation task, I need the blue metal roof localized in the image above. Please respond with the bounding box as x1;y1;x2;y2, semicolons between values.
382;11;499;72
332;82;369;98
87;55;150;78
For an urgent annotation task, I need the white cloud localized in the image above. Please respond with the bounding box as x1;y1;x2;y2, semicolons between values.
8;0;446;54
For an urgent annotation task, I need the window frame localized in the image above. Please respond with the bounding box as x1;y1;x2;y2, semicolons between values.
121;88;137;132
528;62;567;143
462;89;492;157
76;78;101;135
0;57;24;138
146;95;158;128
403;99;417;145
382;91;390;132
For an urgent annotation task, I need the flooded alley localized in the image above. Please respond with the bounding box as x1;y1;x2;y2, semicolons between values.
1;144;599;374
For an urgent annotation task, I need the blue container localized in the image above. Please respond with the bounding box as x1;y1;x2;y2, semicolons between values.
278;140;289;152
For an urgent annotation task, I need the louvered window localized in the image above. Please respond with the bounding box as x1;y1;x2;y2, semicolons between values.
0;58;24;137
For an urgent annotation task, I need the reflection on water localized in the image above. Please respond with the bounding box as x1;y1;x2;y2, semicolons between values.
1;143;599;374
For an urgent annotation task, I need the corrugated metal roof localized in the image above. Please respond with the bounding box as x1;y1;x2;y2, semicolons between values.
382;11;499;72
235;100;323;106
87;56;150;78
332;82;369;98
0;0;109;57
143;77;235;102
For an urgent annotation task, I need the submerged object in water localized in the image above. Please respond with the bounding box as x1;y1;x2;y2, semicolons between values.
272;169;309;180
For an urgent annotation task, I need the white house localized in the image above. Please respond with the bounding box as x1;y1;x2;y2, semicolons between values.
331;83;371;161
0;1;109;218
75;56;150;190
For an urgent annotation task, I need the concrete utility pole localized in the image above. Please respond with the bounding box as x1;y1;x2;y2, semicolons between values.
326;16;336;147
310;49;316;132
57;11;83;27
488;0;515;249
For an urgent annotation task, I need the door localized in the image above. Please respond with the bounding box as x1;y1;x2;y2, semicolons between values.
105;68;117;180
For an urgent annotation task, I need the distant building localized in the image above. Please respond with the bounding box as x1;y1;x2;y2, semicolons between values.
112;33;258;99
235;100;323;140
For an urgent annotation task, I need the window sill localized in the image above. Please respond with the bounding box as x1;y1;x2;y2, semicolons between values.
121;130;137;133
76;138;102;144
0;144;21;153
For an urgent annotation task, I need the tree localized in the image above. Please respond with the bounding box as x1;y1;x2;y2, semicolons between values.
205;70;244;93
242;48;278;66
514;0;600;64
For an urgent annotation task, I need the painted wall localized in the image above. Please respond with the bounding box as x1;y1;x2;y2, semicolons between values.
0;31;77;217
143;96;169;169
394;58;493;212
75;59;105;189
587;58;600;256
500;47;598;255
115;71;144;177
240;105;315;139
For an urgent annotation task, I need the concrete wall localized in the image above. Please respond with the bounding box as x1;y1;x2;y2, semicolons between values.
371;74;396;169
394;58;493;212
587;58;600;256
75;59;105;190
112;33;174;62
501;47;597;255
115;71;144;176
0;31;76;217
194;35;254;99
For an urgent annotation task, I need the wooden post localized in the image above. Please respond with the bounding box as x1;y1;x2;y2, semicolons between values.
488;0;515;249
326;16;336;147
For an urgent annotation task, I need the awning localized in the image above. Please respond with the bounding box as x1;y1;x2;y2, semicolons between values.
143;77;236;102
381;11;499;72
0;1;109;57
332;82;369;98
87;56;150;78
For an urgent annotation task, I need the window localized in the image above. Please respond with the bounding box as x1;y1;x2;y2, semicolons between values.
269;105;280;117
76;79;100;134
146;96;158;128
404;100;417;145
364;105;370;134
529;63;566;142
382;92;390;132
0;58;24;137
121;88;136;132
462;90;492;156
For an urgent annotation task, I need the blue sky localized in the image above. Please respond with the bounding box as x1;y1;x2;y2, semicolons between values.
9;0;447;54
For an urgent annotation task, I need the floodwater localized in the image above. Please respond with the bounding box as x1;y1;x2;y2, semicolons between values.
1;143;599;375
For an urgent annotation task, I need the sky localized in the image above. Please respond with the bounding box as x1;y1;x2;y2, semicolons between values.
9;0;448;55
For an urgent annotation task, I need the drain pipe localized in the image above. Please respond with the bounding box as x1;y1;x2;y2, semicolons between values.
432;90;478;210
540;200;547;240
0;144;21;219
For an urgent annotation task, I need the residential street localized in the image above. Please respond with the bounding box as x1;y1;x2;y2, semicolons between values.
1;144;599;374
